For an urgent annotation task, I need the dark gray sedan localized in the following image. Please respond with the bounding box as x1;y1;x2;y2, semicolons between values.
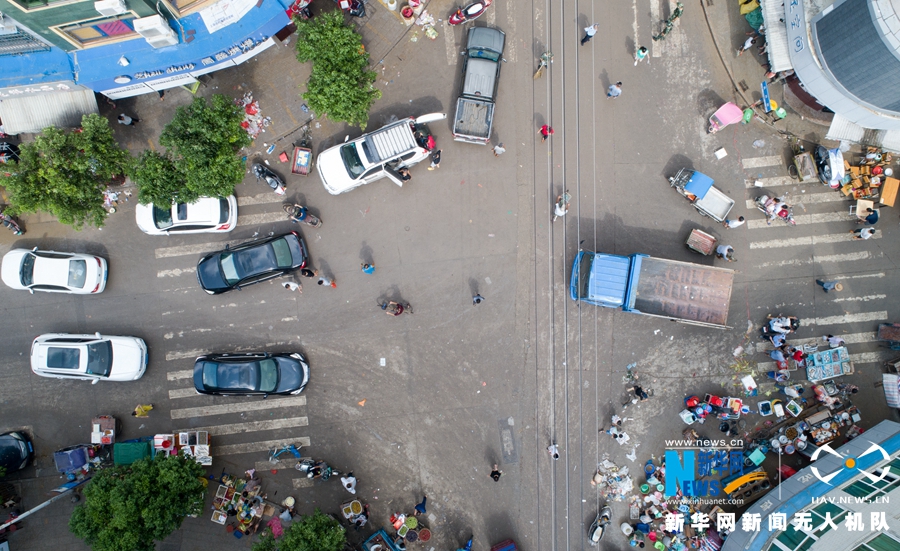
197;232;308;294
193;352;310;396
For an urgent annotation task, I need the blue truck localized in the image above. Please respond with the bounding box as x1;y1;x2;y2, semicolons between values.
570;251;734;329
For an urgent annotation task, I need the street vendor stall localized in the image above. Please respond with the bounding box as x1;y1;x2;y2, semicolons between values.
806;346;852;383
210;472;271;533
363;528;404;551
155;432;211;465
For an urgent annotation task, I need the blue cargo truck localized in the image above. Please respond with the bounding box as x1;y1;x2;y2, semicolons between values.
570;251;734;329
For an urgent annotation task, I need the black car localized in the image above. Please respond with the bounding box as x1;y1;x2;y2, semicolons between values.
193;352;310;396
197;232;308;294
0;431;34;473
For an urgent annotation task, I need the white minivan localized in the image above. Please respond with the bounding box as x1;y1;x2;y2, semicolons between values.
317;113;446;195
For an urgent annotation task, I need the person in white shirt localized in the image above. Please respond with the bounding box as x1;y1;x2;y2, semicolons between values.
341;473;357;494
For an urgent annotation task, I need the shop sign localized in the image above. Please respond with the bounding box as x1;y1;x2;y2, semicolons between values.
785;0;806;54
761;81;772;112
200;0;257;34
0;81;87;99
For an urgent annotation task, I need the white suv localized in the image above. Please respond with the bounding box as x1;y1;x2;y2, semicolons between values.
317;113;445;194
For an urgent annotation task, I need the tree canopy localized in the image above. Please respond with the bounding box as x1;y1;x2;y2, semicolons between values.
69;454;206;551
131;94;250;205
252;509;346;551
295;11;381;128
0;113;131;229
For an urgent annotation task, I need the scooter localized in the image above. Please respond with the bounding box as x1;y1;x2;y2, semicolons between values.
755;195;796;225
0;209;23;235
284;203;322;228
296;459;340;480
589;505;612;546
448;0;492;25
252;163;286;195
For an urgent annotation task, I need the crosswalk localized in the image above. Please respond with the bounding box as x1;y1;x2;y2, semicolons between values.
736;154;895;375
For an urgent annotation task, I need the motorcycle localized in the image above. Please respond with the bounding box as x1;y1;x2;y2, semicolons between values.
0;209;23;235
289;0;312;19
448;0;492;25
756;195;796;225
252;163;286;195
814;145;845;189
588;505;612;546
296;459;340;480
283;203;322;228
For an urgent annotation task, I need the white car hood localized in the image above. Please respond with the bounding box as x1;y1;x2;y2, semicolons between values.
318;145;362;195
0;249;28;290
109;339;146;381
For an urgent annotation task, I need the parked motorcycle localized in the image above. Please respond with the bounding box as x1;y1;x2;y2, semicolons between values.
283;203;322;228
296;459;340;480
252;163;286;195
755;195;796;225
448;0;492;25
588;505;612;546
0;209;23;235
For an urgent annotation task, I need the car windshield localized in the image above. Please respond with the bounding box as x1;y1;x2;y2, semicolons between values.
270;238;293;267
152;205;174;229
68;259;87;288
20;253;35;286
47;346;80;369
469;47;501;62
340;143;365;178
219;241;282;285
258;359;278;392
85;341;112;377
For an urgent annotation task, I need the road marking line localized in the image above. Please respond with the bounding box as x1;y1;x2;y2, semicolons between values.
813;311;888;327
157;267;196;278
750;231;882;249
742;156;783;169
237;212;290;227
166;349;206;361
744;176;794;188
747;212;858;229
751;332;876;354
167;369;194;381
650;0;659;57
756;351;887;372
444;21;458;66
180;417;308;436
170;396;306;419
755;252;872;269
169;388;198;399
293;477;315;489
833;294;887;303
214;436;311;456
237;193;286;206
155;243;218;259
744;193;844;209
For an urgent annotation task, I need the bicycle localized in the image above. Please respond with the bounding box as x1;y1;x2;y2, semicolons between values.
269;443;303;463
652;2;684;41
533;51;553;79
381;301;413;316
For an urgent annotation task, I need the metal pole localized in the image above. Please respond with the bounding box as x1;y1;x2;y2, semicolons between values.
0;478;90;532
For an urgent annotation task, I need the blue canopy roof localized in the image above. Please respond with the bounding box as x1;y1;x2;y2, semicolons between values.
683;171;714;199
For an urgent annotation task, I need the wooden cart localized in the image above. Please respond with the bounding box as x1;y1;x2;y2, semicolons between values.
291;146;312;176
686;228;718;255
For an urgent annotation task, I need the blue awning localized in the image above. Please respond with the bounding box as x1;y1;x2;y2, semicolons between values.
683;171;714;198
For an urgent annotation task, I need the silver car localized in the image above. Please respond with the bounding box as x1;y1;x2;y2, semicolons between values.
30;333;148;384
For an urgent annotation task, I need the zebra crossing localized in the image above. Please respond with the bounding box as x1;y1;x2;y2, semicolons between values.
739;154;894;374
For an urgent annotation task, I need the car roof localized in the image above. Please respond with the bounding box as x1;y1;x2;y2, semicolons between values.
467;26;505;54
360;119;417;164
32;256;78;287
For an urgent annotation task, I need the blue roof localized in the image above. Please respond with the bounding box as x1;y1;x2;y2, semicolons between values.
0;48;74;89
683;171;714;199
586;253;630;307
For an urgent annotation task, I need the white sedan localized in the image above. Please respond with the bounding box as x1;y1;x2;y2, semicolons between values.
30;333;148;383
1;248;108;294
135;196;238;235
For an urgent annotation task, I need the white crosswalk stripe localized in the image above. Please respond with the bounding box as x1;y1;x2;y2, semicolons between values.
742;156;783;169
746;212;853;229
237;212;289;227
183;417;308;437
750;231;882;249
214;437;311;457
237;193;286;207
170;396;306;419
744;192;846;209
744;176;795;188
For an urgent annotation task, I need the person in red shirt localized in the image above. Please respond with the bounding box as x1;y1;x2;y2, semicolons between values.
539;124;554;142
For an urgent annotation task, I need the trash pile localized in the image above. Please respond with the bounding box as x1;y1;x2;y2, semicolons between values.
590;457;634;501
236;92;271;140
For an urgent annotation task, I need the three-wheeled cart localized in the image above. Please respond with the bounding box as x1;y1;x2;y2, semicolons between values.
685;228;718;255
792;151;817;182
877;323;900;350
291;147;312;176
668;168;735;222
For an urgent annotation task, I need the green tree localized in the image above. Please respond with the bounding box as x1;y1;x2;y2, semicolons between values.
252;509;346;551
0;113;132;229
132;94;250;206
295;11;381;128
69;454;206;551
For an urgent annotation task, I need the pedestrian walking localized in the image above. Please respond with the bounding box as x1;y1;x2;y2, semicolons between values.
361;263;376;274
815;279;842;293
629;385;649;402
857;208;879;225
427;149;441;170
299;268;318;278
581;23;599;45
850;227;876;240
282;281;301;293
737;36;756;56
131;404;153;417
769;349;786;362
157;90;166;101
547;443;559;460
414;495;427;516
539;125;554;142
715;244;736;262
490;464;503;481
723;216;745;229
317;276;337;288
341;473;357;495
117;114;139;126
823;334;845;348
606;82;623;99
492;143;506;157
473;293;485;305
634;46;649;65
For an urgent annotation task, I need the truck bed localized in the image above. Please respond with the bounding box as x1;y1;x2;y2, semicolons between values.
630;256;734;327
694;185;734;222
453;97;494;143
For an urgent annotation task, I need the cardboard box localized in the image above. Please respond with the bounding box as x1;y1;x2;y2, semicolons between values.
881;177;899;207
850;166;860;176
841;184;853;196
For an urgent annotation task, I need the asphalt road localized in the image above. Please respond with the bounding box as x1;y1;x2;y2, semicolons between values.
1;0;899;550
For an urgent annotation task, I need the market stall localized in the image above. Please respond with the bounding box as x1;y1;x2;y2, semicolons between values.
806;346;853;383
210;472;271;534
154;432;211;466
